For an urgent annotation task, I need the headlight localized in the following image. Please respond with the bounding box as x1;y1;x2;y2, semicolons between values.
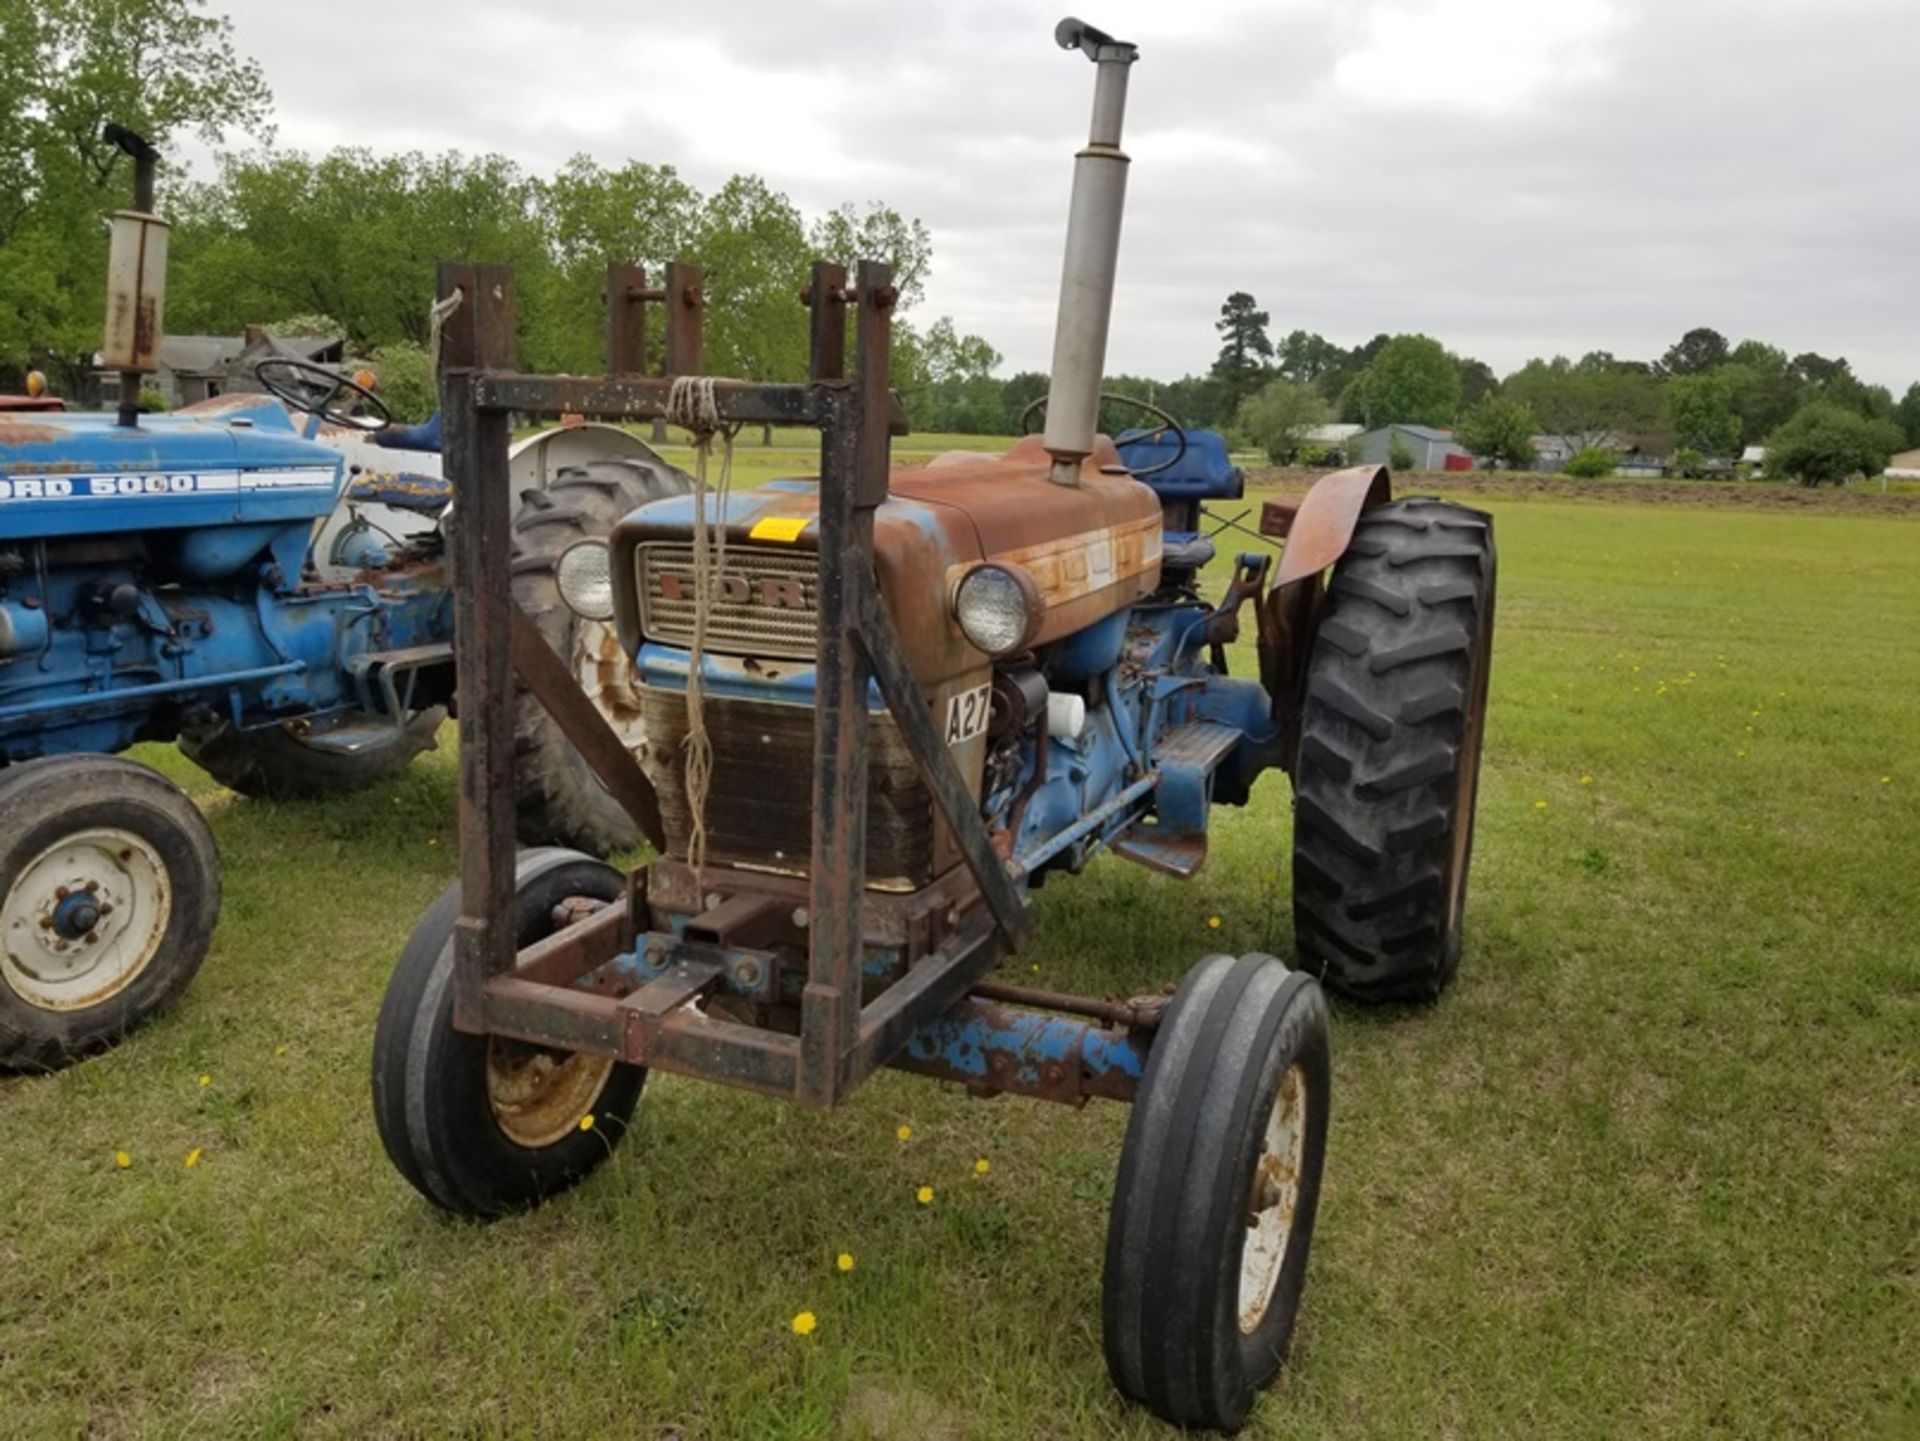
953;563;1041;656
555;538;616;622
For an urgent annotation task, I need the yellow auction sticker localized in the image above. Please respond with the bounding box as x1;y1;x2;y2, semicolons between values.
749;515;809;543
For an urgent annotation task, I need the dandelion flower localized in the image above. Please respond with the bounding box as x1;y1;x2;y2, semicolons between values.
1206;916;1221;930
197;1074;210;1088
274;1045;288;1057
114;1150;132;1170
791;1310;818;1337
974;1158;991;1176
896;1124;912;1142
1579;774;1594;786
1533;800;1548;811
916;1185;935;1206
578;1114;595;1132
185;1148;202;1169
1881;776;1893;785
836;1252;855;1274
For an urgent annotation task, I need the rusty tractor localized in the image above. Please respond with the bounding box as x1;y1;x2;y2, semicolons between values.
370;19;1495;1431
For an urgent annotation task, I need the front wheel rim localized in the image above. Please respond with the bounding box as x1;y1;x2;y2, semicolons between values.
1;828;172;1012
485;1036;616;1148
1238;1062;1308;1333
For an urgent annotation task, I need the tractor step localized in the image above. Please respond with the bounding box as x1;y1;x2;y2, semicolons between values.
348;642;454;718
1111;722;1244;879
1151;720;1241;771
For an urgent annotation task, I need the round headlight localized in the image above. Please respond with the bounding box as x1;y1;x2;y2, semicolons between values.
954;563;1039;656
555;538;616;622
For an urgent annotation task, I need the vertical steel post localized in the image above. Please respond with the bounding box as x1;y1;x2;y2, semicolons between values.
799;261;893;1108
807;261;848;383
664;261;705;377
606;262;648;375
438;262;520;1032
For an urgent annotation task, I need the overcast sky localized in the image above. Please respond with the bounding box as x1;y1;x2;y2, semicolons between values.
209;0;1918;389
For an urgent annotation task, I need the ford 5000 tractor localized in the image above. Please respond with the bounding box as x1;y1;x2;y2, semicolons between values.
0;128;687;1069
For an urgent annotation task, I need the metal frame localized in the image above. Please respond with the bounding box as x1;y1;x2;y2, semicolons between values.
437;258;1049;1111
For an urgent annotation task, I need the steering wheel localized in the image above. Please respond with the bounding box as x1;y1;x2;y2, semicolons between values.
1018;391;1188;478
254;357;392;432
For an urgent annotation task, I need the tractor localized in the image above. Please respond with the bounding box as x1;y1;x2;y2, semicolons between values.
0;127;688;1070
370;19;1494;1432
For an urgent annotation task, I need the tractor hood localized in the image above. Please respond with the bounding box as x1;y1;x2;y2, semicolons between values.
610;435;1162;685
0;403;342;540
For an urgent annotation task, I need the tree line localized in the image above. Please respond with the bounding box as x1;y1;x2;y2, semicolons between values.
1213;296;1918;486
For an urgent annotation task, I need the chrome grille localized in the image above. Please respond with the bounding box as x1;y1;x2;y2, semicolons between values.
634;542;819;659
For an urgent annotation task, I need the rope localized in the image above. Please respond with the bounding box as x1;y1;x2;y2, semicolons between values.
666;375;739;882
426;287;465;375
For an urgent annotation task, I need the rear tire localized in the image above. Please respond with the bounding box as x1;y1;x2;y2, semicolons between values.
179;708;445;798
0;756;221;1070
1291;496;1495;1002
370;848;644;1217
1103;954;1332;1432
511;453;692;855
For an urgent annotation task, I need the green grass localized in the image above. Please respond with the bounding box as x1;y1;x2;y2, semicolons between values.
3;497;1917;1438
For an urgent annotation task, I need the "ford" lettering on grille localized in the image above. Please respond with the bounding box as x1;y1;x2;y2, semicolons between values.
656;571;808;609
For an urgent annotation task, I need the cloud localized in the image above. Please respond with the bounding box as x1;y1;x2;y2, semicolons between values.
207;0;1919;388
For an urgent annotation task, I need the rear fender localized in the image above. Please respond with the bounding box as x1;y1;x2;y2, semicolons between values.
1256;465;1392;766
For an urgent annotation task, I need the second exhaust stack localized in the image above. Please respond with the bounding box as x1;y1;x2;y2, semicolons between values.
1042;18;1139;487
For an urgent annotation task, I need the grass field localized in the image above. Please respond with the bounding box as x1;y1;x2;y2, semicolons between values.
2;488;1916;1438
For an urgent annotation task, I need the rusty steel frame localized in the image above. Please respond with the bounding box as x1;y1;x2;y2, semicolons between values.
437;258;1044;1111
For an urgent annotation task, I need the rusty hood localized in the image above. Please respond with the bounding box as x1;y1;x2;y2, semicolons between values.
612;435;1162;681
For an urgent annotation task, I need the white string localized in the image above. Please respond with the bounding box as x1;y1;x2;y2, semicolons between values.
426;287;465;375
666;375;738;882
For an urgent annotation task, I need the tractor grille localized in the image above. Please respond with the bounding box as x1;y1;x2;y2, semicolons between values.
634;542;818;659
638;690;934;889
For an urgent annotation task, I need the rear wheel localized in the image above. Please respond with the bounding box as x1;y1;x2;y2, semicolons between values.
1103;953;1331;1433
1291;496;1495;1002
0;756;221;1070
511;452;692;854
179;707;445;798
370;848;644;1216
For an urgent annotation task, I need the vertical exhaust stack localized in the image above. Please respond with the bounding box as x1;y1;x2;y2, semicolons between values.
100;125;167;429
1042;18;1139;487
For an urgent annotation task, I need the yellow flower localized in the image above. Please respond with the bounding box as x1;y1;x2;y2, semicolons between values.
974;1158;990;1176
836;1252;855;1273
197;1074;210;1088
114;1150;132;1170
1206;916;1221;929
1881;776;1893;785
791;1310;817;1337
578;1114;595;1132
916;1185;935;1206
185;1148;203;1169
895;1124;912;1142
1579;774;1594;786
274;1045;288;1057
1533;800;1548;811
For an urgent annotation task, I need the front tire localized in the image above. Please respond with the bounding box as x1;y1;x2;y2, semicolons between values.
1103;954;1332;1433
1291;496;1496;1002
179;707;445;798
0;756;221;1070
511;453;692;855
370;848;644;1216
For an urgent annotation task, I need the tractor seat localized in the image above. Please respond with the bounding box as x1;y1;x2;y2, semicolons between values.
346;470;454;513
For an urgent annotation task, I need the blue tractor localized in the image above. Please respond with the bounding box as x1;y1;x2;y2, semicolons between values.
0;129;688;1068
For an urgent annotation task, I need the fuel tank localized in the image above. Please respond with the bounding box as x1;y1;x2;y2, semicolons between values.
610;434;1162;687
